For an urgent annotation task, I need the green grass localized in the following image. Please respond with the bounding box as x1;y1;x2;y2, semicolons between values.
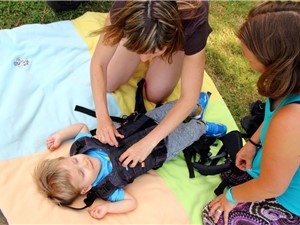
0;1;112;28
0;1;263;130
207;1;263;128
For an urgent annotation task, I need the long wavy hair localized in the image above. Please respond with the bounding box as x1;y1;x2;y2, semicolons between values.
98;0;203;63
236;1;300;99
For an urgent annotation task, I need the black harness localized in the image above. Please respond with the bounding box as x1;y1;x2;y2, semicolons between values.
183;130;244;196
71;78;245;206
66;114;167;210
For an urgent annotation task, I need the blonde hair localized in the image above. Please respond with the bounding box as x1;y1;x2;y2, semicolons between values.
236;1;300;99
34;157;80;206
99;0;203;63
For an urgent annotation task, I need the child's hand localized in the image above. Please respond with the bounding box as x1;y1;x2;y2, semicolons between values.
47;134;62;151
88;204;108;219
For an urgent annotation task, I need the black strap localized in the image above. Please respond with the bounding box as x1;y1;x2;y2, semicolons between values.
220;130;242;162
92;178;118;201
188;131;243;176
74;78;147;132
135;79;147;113
74;105;127;123
183;135;215;178
62;192;96;210
63;204;90;210
193;161;232;176
209;145;226;166
214;171;232;196
183;149;196;178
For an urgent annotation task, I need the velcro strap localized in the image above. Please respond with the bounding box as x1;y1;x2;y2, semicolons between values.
93;179;116;200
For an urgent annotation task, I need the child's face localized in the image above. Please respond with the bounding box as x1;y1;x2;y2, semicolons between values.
241;42;266;74
60;154;101;193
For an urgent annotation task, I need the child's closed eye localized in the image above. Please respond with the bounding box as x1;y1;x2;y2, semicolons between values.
80;169;85;177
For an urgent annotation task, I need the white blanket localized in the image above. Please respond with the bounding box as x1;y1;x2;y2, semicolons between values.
0;20;121;160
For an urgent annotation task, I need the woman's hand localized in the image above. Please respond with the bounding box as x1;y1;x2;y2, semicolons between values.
208;193;236;225
235;142;257;171
95;116;124;147
119;138;154;168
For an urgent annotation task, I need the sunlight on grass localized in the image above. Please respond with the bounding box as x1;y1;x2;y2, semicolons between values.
207;1;263;128
0;1;112;29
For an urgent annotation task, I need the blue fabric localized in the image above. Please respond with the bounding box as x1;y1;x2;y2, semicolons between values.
250;94;300;216
0;21;121;160
75;132;124;201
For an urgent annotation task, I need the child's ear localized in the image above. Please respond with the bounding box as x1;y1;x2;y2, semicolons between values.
80;185;92;195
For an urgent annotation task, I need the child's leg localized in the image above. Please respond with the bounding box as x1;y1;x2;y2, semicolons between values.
202;198;300;225
165;119;206;160
146;101;205;160
145;101;176;122
146;101;199;123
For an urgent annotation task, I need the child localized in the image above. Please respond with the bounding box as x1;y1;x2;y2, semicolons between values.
202;1;300;225
35;96;227;220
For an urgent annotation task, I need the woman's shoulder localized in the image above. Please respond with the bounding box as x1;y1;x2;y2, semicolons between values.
180;1;212;55
272;101;300;134
110;1;126;11
180;1;210;23
109;1;126;22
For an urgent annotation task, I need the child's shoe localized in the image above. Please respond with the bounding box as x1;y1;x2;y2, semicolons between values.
194;92;210;120
206;122;227;138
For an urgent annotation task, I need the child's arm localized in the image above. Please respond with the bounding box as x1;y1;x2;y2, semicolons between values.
47;123;90;151
87;191;137;219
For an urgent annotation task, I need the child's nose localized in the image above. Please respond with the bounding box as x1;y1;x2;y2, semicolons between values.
78;158;87;168
83;159;89;167
84;158;91;168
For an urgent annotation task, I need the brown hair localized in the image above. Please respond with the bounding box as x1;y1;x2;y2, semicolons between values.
236;1;300;99
34;157;80;206
99;1;203;63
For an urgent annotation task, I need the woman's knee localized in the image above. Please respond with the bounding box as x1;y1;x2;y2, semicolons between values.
144;91;166;104
144;53;183;103
144;84;172;103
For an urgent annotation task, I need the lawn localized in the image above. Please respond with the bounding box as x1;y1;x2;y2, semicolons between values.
0;1;263;130
207;1;262;128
